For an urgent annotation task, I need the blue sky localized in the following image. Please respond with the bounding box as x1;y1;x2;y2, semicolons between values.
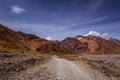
0;0;120;40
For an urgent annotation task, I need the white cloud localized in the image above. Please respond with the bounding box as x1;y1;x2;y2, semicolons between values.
85;31;100;36
11;6;26;14
84;31;109;38
101;33;109;38
36;34;41;37
46;36;52;41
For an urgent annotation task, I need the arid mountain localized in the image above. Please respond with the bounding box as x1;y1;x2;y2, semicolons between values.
0;24;73;54
57;35;120;54
0;24;120;55
55;37;88;53
0;24;30;52
107;37;120;46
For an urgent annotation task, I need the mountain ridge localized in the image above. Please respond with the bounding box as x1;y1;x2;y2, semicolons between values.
0;24;74;55
56;35;120;54
0;24;120;55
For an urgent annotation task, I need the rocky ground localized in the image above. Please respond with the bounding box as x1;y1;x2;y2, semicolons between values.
0;53;120;80
0;53;51;80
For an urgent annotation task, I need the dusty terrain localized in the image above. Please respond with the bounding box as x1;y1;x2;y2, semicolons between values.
0;53;120;80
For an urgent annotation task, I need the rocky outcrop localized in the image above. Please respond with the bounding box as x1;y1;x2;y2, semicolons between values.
57;35;120;54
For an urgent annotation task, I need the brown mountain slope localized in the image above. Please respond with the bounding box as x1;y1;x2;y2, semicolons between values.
0;24;30;52
107;37;120;46
57;35;120;54
0;24;73;54
55;37;88;53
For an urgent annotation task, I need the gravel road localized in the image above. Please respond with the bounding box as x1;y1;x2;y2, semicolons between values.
10;57;119;80
0;53;120;80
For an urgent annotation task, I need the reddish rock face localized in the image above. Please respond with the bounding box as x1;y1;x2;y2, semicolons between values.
57;35;120;54
107;38;120;46
56;37;88;53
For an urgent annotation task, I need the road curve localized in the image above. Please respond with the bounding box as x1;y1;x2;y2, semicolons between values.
11;57;115;80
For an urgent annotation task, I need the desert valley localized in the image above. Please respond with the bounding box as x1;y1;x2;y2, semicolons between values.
0;24;120;80
0;0;120;80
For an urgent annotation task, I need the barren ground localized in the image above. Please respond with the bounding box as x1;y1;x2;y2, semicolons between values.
0;53;120;80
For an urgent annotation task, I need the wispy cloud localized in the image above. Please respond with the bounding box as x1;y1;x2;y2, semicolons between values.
11;6;26;14
0;19;66;38
79;16;109;25
88;0;105;13
67;16;109;30
0;19;119;40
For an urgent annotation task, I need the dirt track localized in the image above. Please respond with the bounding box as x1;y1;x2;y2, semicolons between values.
0;53;120;80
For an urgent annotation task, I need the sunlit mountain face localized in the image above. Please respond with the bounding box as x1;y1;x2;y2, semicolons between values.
0;0;120;40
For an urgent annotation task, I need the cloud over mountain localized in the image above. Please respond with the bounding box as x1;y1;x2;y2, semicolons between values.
84;31;109;38
46;36;52;41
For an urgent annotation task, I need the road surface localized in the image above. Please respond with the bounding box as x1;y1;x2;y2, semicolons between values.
11;57;117;80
